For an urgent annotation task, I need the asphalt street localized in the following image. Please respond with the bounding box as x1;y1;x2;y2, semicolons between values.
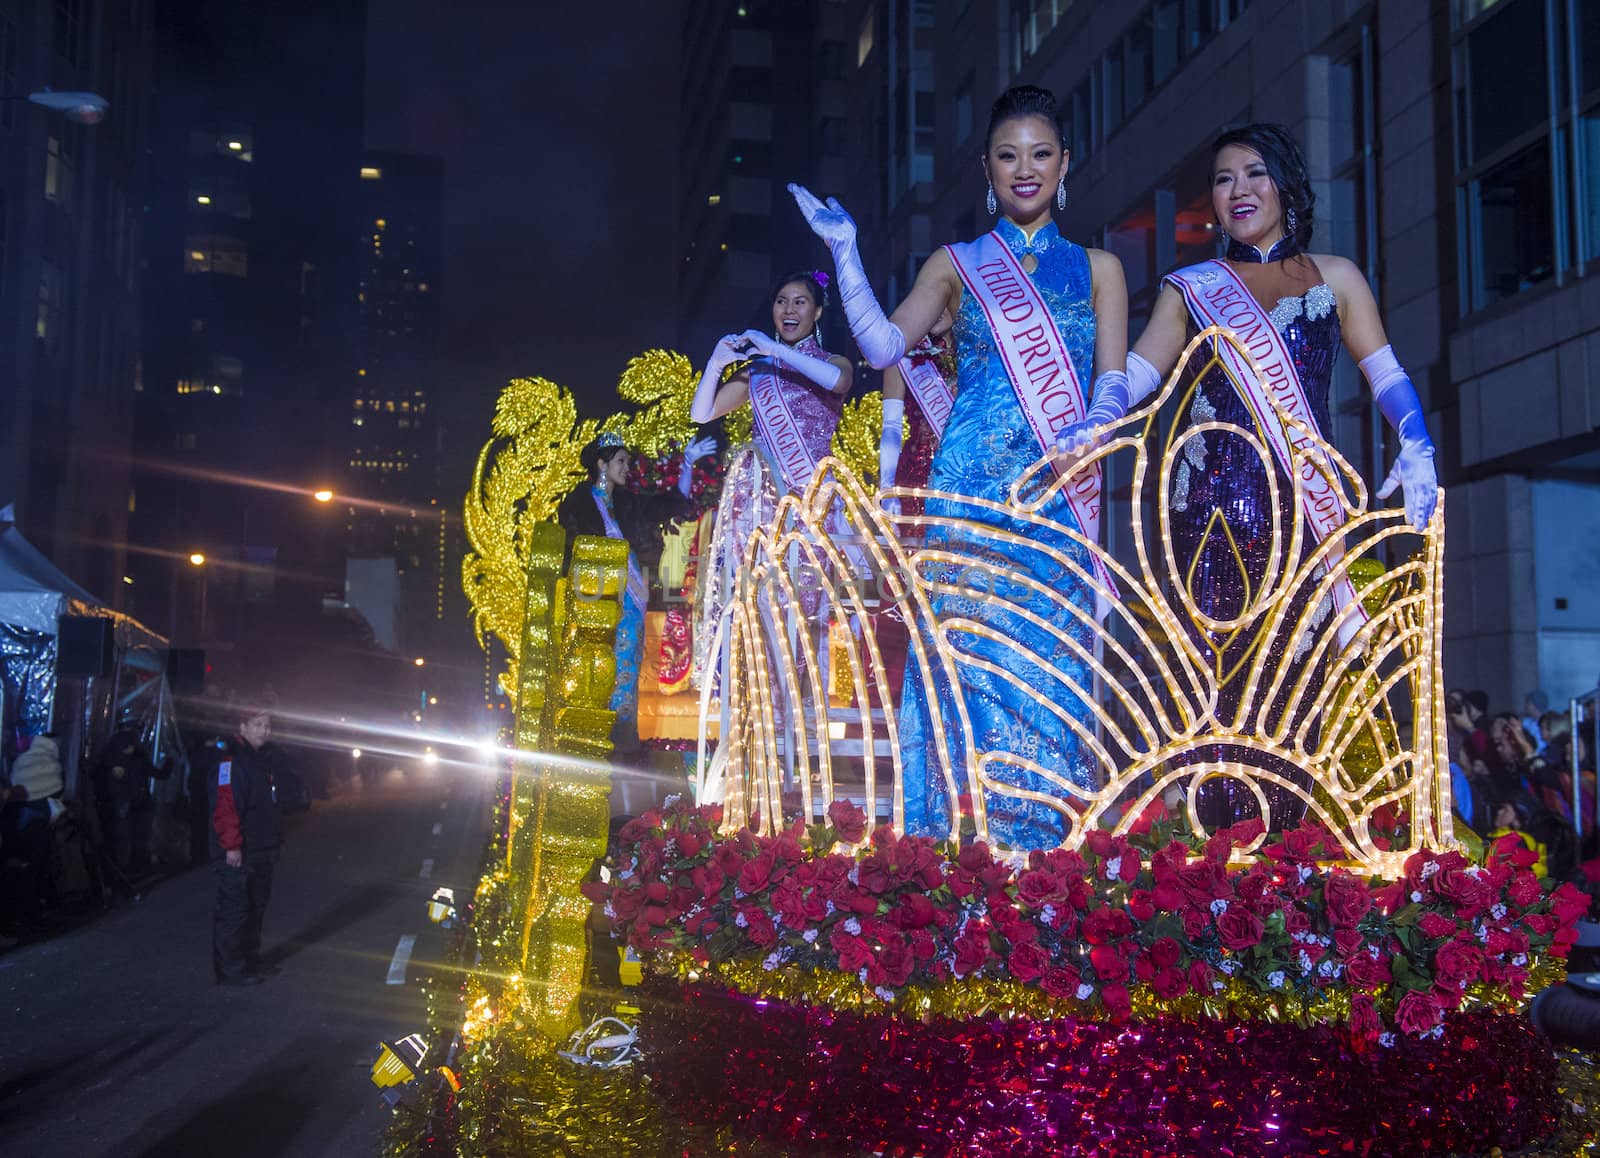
0;758;494;1156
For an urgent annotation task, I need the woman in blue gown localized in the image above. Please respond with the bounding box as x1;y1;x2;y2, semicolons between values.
793;86;1129;849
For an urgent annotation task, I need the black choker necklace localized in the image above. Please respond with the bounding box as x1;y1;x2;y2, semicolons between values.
1225;235;1300;264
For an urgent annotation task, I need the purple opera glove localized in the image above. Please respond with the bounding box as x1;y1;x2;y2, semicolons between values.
678;435;717;496
788;183;906;370
1054;352;1161;454
738;329;843;393
1361;345;1438;530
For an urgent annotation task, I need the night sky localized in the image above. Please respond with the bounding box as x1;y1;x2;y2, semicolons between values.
365;0;682;460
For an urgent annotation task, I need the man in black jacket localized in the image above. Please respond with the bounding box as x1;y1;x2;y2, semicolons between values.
207;704;280;985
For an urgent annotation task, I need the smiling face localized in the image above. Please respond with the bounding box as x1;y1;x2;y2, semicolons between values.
983;115;1068;225
772;281;822;344
600;448;632;489
1212;143;1284;252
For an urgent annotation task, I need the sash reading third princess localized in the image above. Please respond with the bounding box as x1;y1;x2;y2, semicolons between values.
794;85;1134;850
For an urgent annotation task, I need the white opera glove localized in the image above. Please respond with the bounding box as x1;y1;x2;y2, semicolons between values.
737;330;843;393
1054;352;1161;455
678;435;717;496
690;333;750;423
1361;345;1438;531
878;397;904;515
788;184;906;370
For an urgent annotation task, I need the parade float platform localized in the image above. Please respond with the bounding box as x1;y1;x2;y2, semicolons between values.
395;344;1600;1157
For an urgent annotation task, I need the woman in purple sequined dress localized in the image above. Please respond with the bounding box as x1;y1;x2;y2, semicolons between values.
1074;124;1440;827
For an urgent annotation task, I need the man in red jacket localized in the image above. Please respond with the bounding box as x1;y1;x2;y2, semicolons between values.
207;704;281;985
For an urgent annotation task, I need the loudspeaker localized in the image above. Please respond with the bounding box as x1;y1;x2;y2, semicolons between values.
57;616;115;677
167;647;207;695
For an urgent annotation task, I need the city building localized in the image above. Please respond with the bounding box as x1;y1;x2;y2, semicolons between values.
835;0;1600;709
676;1;856;360
0;0;153;603
339;151;460;685
129;0;367;652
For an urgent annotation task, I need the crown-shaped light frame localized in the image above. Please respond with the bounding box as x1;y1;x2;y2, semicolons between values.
713;326;1452;875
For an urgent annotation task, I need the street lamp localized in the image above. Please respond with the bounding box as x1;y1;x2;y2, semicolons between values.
1;89;110;125
312;488;334;503
188;552;206;566
413;657;426;667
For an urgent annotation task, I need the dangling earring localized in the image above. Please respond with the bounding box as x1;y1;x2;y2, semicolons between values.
1056;175;1067;211
986;184;997;215
1285;205;1298;237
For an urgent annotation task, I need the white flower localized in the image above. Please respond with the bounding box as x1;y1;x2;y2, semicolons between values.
663;793;682;807
771;910;783;927
663;839;678;860
1105;856;1123;881
1296;949;1314;974
1212;980;1226;992
603;902;616;920
1298;865;1314;884
802;928;819;943
1368;944;1382;959
875;986;897;1002
859;967;870;984
1512;953;1528;967
734;911;749;928
734;886;747;899
826;900;837;916
762;951;783;971
1490;903;1508;921
1040;904;1057;924
1219;958;1240;975
1420;861;1440;881
848;865;861;885
1410;891;1423;903
1210;898;1229;916
1378;1032;1396;1049
1426;1025;1445;1040
1267;970;1286;989
618;868;635;881
843;916;862;936
1318;960;1342;979
1075;983;1095;1001
1465;865;1484;879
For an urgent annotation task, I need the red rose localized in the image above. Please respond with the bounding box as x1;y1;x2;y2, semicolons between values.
1345;951;1392;991
1323;870;1374;928
579;879;611;905
1491;833;1538;870
1017;869;1068;908
713;842;746;880
1100;982;1132;1019
1089;943;1127;980
1150;937;1182;969
1507;872;1541;908
891;892;945;930
1283;906;1311;936
1008;940;1050;983
908;928;936;961
1187;961;1217;994
992;903;1039;946
877;936;915;987
1039;965;1082;1000
1216;907;1265;951
1349;993;1382;1041
737;851;777;894
1394;990;1443;1035
1333;929;1363;959
771;880;809;929
1551;881;1592;923
953;927;993;977
1416;912;1456;939
1432;867;1490;912
1151;967;1188;1000
1129;796;1169;836
1081;906;1134;944
1181;909;1208;940
1127;889;1156;923
957;841;995;873
1179;860;1228;902
1486;928;1529;958
831;929;874;973
644;880;669;903
1085;829;1116;859
1151;881;1186;911
827;798;867;842
1521;913;1558;938
1433;939;1485;994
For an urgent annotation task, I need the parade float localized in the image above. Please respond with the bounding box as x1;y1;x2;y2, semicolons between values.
387;335;1597;1158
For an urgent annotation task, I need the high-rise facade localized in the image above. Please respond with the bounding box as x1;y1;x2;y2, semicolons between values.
0;0;153;604
838;0;1599;710
677;1;855;361
129;0;366;651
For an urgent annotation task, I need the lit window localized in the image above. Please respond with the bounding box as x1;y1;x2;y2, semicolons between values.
375;218;386;229
357;368;367;376
707;194;722;206
360;166;382;180
227;140;243;151
196;194;211;205
417;282;429;293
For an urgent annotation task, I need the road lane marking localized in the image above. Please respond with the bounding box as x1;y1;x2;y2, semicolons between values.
386;934;417;985
431;822;443;836
420;858;435;878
